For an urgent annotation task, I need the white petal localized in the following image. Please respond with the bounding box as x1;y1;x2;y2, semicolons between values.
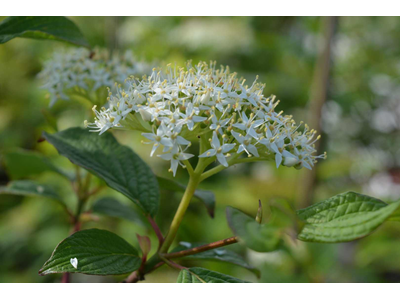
170;159;179;176
302;160;312;170
216;153;228;167
70;257;78;269
193;116;207;123
271;143;279;154
275;153;282;168
161;137;174;147
253;119;264;128
150;143;160;157
221;143;235;153
241;112;249;123
238;144;246;154
158;153;173;160
247;144;259;157
179;153;194;160
211;131;221;149
247;128;258;139
199;149;217;157
231;130;244;143
282;150;297;159
232;123;246;131
176;136;190;145
142;133;156;141
187;120;194;131
247;96;258;106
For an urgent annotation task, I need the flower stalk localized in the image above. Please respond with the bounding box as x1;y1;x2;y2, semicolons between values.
159;170;202;253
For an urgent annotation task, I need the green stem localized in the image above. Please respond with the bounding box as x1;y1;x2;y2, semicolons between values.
199;152;242;182
183;160;194;177
199;154;273;182
231;157;270;165
159;173;201;253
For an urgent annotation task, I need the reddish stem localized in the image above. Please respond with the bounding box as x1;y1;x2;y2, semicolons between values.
147;216;164;247
164;236;238;259
61;273;70;283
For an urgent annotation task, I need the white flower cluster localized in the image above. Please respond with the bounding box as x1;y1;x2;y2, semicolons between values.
39;48;151;106
86;61;326;176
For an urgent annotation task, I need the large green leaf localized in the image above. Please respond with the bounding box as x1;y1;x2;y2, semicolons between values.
92;197;147;227
172;242;259;276
157;176;215;218
2;149;71;180
177;267;248;283
297;192;400;243
0;16;89;47
39;229;141;276
226;206;282;252
43;127;159;217
0;180;61;200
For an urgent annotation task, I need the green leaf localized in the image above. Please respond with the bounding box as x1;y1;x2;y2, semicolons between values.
39;229;141;276
43;127;159;217
92;197;147;226
297;192;400;243
226;206;282;252
172;242;260;276
177;267;249;283
0;16;90;47
157;176;215;218
0;180;61;200
2;149;71;180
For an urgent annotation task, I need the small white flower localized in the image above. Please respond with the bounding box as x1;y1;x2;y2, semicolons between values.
142;123;174;156
231;131;259;157
199;132;235;167
269;136;298;168
177;103;206;131
158;148;194;176
232;112;264;138
70;257;78;269
209;114;231;135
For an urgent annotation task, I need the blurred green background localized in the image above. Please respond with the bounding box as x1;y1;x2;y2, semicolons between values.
1;16;400;283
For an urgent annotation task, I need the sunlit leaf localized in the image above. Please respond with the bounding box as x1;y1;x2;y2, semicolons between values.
39;229;141;275
297;192;400;243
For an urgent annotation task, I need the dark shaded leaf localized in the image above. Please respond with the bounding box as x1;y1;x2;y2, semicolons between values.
92;197;147;226
226;206;282;252
2;149;71;180
172;242;260;276
0;180;61;200
43;127;159;217
177;267;249;283
0;16;89;47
